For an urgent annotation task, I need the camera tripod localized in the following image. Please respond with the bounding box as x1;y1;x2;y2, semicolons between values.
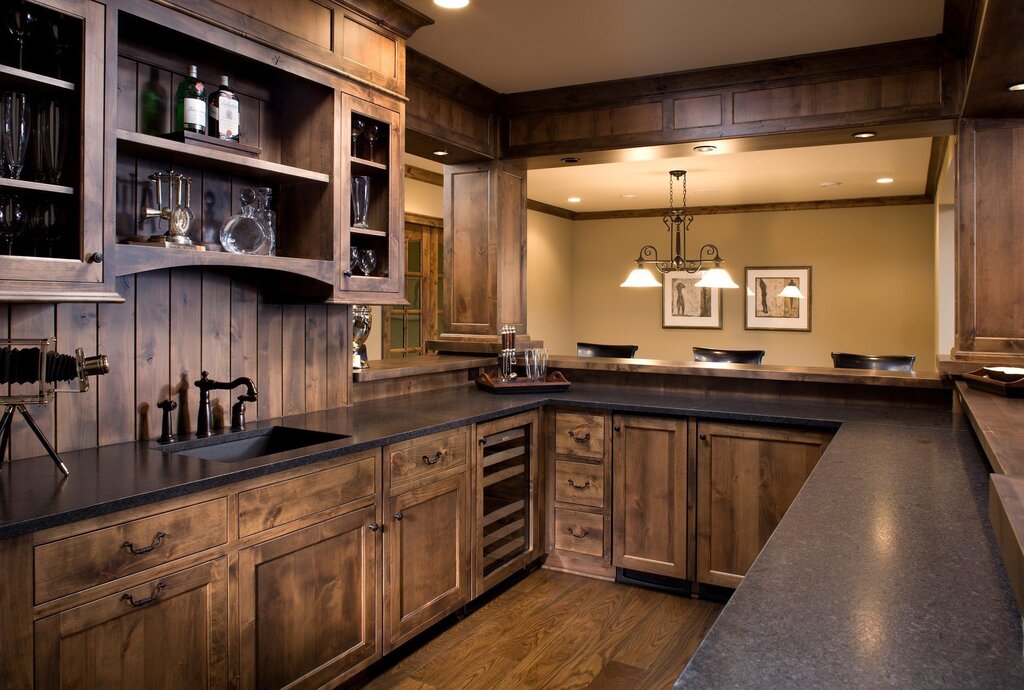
0;403;70;476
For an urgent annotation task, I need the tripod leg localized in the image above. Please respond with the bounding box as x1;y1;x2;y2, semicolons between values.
0;405;15;471
16;405;69;477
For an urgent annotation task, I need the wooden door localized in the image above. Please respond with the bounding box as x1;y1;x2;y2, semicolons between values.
237;505;380;690
382;217;442;358
385;472;470;651
612;415;688;578
33;558;228;689
696;421;830;588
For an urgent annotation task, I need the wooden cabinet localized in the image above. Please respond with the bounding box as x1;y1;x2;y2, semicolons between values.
548;409;613;578
474;410;543;596
383;427;471;651
0;0;119;302
238;505;379;690
696;421;830;588
34;558;229;689
612;415;689;579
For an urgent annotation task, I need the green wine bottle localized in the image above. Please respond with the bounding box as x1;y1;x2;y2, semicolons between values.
176;65;207;135
140;67;167;135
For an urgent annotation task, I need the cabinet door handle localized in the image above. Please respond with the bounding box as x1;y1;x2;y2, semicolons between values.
121;531;166;555
699;434;707;441
393;512;403;521
368;522;380;532
568;429;591;444
121;582;166;608
422;450;445;465
565;526;589;539
613;425;621;432
567;479;590;490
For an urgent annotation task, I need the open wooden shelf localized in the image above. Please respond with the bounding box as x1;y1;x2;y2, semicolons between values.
0;63;76;92
352;157;387;171
114;244;334;285
0;178;75;195
351;227;388;238
116;129;330;185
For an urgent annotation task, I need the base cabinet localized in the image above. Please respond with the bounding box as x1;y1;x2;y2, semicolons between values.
238;505;380;690
696;421;830;588
612;415;689;579
34;558;229;689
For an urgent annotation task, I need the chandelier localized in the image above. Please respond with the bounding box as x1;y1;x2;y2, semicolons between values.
620;170;738;288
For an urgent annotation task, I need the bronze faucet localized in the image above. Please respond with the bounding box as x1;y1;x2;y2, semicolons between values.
194;371;258;437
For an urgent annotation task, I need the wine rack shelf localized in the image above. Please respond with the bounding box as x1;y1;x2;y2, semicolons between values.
479;425;531;578
114;244;334;285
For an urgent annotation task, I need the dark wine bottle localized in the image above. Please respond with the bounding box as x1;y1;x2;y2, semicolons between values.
175;65;206;135
208;75;240;141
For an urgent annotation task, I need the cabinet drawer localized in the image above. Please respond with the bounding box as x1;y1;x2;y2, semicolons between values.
34;498;229;604
238;453;377;537
554;460;605;508
553;508;606;559
554;412;605;459
387;427;468;488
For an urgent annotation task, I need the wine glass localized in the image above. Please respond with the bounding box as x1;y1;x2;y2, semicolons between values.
351;118;365;158
45;14;73;80
37;100;67;184
363;124;379;162
0;195;26;255
4;2;36;71
2;92;31;180
349;245;360;275
33;200;60;257
358;248;377;276
351;175;370;229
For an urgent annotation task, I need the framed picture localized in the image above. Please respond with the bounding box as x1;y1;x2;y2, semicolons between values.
663;272;722;329
745;266;811;331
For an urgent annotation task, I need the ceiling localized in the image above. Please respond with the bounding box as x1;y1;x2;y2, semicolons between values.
402;0;947;211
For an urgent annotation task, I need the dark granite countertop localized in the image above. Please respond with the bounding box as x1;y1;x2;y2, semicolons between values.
2;383;1021;686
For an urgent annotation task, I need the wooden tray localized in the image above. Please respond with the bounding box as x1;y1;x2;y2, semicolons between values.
160;130;262;157
964;368;1024;397
476;370;570;394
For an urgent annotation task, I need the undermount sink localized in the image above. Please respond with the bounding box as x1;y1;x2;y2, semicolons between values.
164;426;350;463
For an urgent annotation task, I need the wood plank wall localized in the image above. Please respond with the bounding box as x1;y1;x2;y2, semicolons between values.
1;269;350;461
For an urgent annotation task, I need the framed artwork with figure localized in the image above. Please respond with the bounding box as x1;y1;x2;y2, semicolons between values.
745;266;811;331
663;272;722;329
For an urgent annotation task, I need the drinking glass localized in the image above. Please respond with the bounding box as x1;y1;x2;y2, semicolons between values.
524;348;537;382
2;92;31;180
351;175;370;229
363;124;379;162
358;248;377;276
0;195;26;255
37;100;67;184
4;3;35;71
350;245;360;274
534;348;548;382
351;118;365;158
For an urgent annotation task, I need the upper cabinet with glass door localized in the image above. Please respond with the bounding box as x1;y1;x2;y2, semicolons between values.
337;93;404;303
0;0;119;302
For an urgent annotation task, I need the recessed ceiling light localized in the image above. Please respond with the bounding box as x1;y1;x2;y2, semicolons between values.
693;145;717;153
620;193;638;199
1008;83;1024;91
434;0;469;8
876;177;895;184
560;156;581;164
852;131;877;139
820;181;842;187
567;196;582;203
432;149;449;157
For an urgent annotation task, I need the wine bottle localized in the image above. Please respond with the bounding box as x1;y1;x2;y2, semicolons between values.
140;66;167;135
208;75;240;141
175;65;207;135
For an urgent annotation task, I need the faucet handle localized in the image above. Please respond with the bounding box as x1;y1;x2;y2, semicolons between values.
231;395;250;432
195;371;213;390
156;399;177;444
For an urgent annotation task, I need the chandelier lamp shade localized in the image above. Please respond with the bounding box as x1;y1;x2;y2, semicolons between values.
620;170;738;289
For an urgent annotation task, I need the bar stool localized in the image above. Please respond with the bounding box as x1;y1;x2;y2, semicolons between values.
692;347;766;364
830;352;916;371
577;342;639;358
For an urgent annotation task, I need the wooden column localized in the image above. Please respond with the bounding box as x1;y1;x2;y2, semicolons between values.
428;161;538;354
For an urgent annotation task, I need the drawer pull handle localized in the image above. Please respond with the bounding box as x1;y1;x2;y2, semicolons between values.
122;531;166;555
121;582;166;608
567;479;591;490
368;522;380;532
422;450;445;465
568;430;591;444
565;526;590;539
393;512;403;521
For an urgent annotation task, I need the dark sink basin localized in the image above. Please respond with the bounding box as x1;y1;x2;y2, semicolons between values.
164;426;350;463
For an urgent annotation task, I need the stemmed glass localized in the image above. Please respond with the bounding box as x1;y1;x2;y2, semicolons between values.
31;200;60;257
363;124;379;162
45;14;73;80
351;175;370;229
349;245;360;275
4;2;36;71
358;248;377;276
37;100;67;184
351;118;365;158
0;195;26;255
2;92;31;180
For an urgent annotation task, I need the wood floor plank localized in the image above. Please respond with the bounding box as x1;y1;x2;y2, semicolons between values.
612;594;713;671
635;601;721;689
588;660;649;690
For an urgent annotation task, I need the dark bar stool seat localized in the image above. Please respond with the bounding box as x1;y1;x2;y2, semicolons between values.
577;342;639;358
692;347;765;364
830;352;916;371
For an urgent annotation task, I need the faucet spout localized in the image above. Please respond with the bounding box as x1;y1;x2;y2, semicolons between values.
194;372;259;437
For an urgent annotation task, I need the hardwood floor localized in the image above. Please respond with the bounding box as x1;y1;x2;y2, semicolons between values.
350;568;723;689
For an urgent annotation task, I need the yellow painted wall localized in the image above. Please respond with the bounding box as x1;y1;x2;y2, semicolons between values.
526;210;575;354
568;205;937;370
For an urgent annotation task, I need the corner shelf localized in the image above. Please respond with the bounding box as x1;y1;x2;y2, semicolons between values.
0;178;75;195
0;63;76;92
114;244;334;286
116;129;330;185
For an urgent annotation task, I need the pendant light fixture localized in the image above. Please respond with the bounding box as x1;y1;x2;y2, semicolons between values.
778;279;805;299
620;170;738;289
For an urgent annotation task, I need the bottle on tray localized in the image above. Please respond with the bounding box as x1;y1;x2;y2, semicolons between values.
176;64;206;135
208;75;240;142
